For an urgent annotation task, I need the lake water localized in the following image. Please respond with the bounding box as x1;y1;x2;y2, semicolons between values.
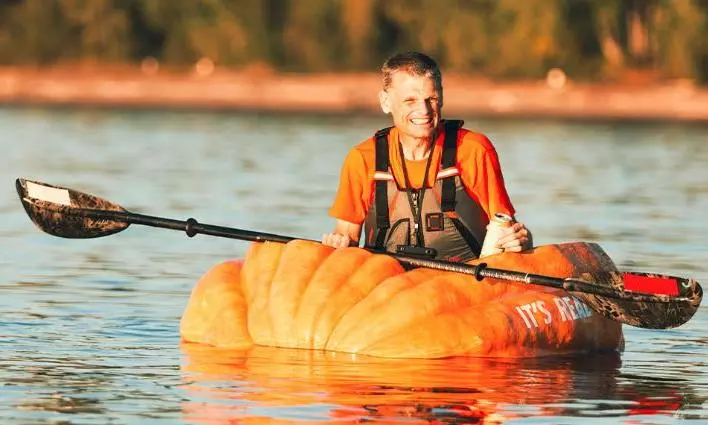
1;107;707;424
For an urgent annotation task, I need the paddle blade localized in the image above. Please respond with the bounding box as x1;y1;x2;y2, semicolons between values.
16;178;129;238
551;242;702;329
570;271;703;329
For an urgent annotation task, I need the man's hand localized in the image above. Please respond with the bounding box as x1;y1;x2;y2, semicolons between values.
322;232;353;248
322;219;362;249
495;222;532;253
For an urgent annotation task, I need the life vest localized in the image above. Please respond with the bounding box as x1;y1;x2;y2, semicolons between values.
363;120;489;262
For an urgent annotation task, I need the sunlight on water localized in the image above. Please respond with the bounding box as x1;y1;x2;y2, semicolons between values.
179;345;699;424
1;108;706;424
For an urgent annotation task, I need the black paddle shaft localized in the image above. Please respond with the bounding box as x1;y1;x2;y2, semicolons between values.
121;210;296;244
83;208;679;304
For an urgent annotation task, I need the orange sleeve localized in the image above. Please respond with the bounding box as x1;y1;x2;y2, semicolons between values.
328;142;374;224
457;132;516;220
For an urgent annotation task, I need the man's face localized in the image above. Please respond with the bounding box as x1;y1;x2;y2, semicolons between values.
379;71;443;141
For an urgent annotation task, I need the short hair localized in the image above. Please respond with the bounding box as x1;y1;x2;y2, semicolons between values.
381;51;442;91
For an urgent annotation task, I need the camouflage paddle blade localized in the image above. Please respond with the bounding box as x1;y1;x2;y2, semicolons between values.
572;272;702;329
558;243;703;329
16;178;129;238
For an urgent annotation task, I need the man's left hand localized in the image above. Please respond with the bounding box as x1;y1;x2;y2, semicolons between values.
495;222;532;253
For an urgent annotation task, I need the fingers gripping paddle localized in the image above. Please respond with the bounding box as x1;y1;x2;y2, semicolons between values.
16;178;703;330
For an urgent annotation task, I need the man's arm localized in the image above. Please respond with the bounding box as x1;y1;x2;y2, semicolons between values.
459;133;533;253
322;219;362;248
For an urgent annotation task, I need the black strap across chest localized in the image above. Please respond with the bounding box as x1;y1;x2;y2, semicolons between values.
371;120;462;248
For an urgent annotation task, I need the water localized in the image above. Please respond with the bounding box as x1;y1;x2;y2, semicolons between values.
1;107;707;424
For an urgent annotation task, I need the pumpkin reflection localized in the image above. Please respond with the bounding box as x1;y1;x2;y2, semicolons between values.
180;343;631;424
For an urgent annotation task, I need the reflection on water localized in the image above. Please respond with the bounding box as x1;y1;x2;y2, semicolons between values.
180;344;699;424
1;107;707;423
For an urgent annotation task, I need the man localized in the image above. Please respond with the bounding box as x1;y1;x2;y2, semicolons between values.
322;51;531;262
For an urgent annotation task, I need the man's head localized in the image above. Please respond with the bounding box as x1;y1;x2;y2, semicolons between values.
378;51;443;142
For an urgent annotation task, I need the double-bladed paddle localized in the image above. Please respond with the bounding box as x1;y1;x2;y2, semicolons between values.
15;178;703;330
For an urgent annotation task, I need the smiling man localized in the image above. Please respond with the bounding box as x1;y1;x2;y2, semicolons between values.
322;51;531;262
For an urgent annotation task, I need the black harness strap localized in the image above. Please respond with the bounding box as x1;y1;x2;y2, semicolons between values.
441;120;462;212
439;120;483;256
373;127;391;249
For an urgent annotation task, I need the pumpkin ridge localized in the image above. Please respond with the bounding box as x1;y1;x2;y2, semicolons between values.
243;241;285;346
240;242;262;305
351;276;476;354
328;269;457;352
326;269;423;352
179;260;253;348
297;248;372;349
268;240;333;347
319;253;404;350
298;247;372;349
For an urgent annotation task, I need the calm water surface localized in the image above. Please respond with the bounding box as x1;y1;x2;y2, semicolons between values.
1;107;706;424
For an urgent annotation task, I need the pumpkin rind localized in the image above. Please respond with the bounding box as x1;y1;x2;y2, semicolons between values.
180;241;624;358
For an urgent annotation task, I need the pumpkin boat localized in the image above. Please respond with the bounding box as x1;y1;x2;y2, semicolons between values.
180;240;625;358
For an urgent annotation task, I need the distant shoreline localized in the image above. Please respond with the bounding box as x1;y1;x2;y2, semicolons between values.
1;66;707;122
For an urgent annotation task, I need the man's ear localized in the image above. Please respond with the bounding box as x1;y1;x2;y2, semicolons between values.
378;90;391;114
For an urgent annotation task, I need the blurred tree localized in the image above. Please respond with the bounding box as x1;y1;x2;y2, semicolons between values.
591;0;626;70
579;0;705;81
263;0;286;67
379;0;447;62
380;0;566;78
58;0;131;63
0;0;71;63
281;0;342;71
339;0;408;71
380;0;493;74
138;0;271;67
124;0;164;61
649;0;704;80
625;0;652;63
698;1;708;83
561;0;606;78
438;1;494;73
340;0;375;70
486;0;565;78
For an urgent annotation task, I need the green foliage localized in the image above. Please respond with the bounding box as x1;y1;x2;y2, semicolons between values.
137;0;271;65
280;0;342;71
485;0;565;78
0;0;705;82
650;0;705;80
0;0;72;64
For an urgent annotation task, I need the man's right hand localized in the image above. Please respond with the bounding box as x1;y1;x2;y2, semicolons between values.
321;232;353;248
322;219;362;248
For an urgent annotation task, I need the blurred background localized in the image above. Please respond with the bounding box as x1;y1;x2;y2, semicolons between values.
2;1;708;424
0;0;708;119
0;0;705;80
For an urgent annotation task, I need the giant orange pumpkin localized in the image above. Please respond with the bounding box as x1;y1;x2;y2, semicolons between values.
180;241;624;358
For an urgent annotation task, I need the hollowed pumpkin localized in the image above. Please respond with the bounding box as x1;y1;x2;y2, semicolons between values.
180;240;624;358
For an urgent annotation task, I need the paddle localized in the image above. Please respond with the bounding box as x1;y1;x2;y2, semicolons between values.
15;178;702;330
